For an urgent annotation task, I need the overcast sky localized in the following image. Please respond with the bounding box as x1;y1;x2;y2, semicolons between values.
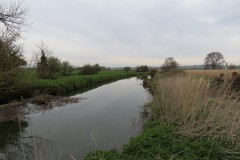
16;0;240;67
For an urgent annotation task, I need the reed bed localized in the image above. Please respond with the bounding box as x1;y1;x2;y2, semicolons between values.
149;74;240;146
185;69;240;81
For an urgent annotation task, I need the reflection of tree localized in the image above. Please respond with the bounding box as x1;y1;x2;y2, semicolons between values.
0;119;28;149
0;119;51;160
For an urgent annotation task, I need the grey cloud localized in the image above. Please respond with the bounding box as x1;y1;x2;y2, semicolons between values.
19;0;240;66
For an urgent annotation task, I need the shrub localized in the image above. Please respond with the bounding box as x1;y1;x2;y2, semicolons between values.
80;64;101;75
136;65;149;72
149;69;157;78
61;61;72;76
123;67;131;72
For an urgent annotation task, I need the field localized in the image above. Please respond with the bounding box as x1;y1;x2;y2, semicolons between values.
185;69;240;81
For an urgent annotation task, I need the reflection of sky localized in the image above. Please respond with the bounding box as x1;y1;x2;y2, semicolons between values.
26;78;150;159
3;0;238;66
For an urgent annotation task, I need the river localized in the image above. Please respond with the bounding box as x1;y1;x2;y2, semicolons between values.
0;77;150;159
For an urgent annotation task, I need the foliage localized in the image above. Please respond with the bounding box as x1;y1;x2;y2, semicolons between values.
136;65;149;72
204;52;225;70
15;70;146;98
123;125;224;160
93;63;101;73
36;43;53;79
228;63;239;70
123;67;131;72
84;125;225;160
0;1;28;102
0;39;27;100
61;61;72;76
84;150;122;160
149;69;157;78
47;56;61;73
36;52;52;79
80;64;101;75
161;57;179;71
35;43;73;78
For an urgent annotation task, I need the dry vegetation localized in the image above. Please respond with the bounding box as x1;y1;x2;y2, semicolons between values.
149;73;240;149
185;69;240;80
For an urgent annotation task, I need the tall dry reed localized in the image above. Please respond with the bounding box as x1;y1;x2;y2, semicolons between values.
185;69;240;81
149;75;240;146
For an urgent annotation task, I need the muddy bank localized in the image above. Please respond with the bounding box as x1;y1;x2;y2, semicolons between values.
0;94;83;123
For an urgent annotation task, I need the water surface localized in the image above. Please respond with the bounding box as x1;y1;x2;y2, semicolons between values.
0;77;150;159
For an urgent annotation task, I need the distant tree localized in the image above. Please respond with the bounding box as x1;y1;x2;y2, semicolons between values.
204;52;225;70
48;56;61;73
93;64;101;73
161;57;179;71
136;65;149;72
124;67;131;72
61;61;72;76
80;64;100;75
228;64;238;70
36;43;52;78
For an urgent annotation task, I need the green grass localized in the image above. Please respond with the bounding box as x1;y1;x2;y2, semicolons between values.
11;69;146;99
84;123;226;160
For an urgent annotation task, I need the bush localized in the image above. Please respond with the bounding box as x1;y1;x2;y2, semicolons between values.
0;39;27;100
84;150;122;160
123;67;131;72
61;61;72;76
149;69;157;78
136;65;149;72
80;64;101;75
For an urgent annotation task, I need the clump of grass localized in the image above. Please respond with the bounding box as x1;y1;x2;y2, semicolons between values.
84;150;122;160
149;74;240;147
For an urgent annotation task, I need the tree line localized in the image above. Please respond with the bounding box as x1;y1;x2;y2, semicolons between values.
160;52;239;72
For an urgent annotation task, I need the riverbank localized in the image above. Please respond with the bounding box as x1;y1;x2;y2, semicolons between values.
1;70;146;104
84;71;240;159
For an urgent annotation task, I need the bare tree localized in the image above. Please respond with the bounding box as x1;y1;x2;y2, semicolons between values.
161;57;179;71
0;1;29;39
204;52;225;70
0;1;29;102
36;42;54;79
29;43;52;68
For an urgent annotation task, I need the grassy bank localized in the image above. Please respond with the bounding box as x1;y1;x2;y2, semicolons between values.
84;71;240;159
1;70;146;103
